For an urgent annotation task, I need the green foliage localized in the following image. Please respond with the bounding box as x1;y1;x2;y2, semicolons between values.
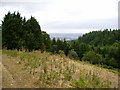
58;50;65;55
24;16;42;51
2;49;19;57
68;49;78;59
77;30;120;69
64;75;72;81
101;65;113;69
51;38;70;55
2;11;23;49
82;51;103;64
78;29;120;46
72;78;87;88
42;31;51;51
2;11;51;52
71;73;112;88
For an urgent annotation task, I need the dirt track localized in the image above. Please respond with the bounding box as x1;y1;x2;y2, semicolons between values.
2;54;37;88
2;62;18;88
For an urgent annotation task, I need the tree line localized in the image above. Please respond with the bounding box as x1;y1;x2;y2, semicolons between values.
2;11;120;69
71;30;120;69
2;11;51;52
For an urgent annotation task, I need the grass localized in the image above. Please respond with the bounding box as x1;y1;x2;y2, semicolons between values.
2;49;119;88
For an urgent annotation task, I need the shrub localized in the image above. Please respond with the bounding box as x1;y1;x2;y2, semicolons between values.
68;49;78;59
64;75;72;81
82;51;103;64
58;50;65;55
108;58;118;68
72;77;87;88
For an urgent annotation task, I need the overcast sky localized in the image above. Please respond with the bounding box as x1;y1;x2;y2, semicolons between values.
0;0;119;33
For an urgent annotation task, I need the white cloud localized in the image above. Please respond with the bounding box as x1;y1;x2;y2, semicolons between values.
0;0;118;33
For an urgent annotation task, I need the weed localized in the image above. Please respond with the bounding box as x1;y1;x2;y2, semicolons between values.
2;50;119;88
72;77;87;88
64;75;72;81
3;50;19;57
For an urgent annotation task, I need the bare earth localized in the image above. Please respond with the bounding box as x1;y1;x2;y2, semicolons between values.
2;55;37;88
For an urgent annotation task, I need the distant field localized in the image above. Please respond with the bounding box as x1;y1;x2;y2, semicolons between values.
2;50;119;88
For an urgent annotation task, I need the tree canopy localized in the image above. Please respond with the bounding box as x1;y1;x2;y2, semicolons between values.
2;11;51;52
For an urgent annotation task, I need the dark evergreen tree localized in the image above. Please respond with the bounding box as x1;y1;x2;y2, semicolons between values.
42;31;51;51
2;11;23;50
2;11;51;52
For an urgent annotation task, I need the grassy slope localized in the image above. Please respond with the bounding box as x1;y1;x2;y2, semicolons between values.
0;27;1;49
2;50;119;88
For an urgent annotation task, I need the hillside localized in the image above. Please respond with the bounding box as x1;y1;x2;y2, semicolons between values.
70;29;120;69
1;11;120;88
78;29;120;46
2;50;119;88
2;12;120;69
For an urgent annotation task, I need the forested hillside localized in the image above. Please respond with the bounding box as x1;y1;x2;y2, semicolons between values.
78;30;120;46
2;11;120;69
69;30;120;69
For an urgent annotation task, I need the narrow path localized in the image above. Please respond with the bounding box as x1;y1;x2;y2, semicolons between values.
0;62;2;89
2;62;18;88
2;54;36;88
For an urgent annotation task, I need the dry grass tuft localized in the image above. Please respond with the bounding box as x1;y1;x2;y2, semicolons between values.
2;50;119;88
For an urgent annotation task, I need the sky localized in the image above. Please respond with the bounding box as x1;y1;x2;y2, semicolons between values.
0;0;119;33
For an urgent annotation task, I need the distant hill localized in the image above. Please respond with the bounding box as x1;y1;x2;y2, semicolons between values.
78;29;120;46
49;33;83;40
